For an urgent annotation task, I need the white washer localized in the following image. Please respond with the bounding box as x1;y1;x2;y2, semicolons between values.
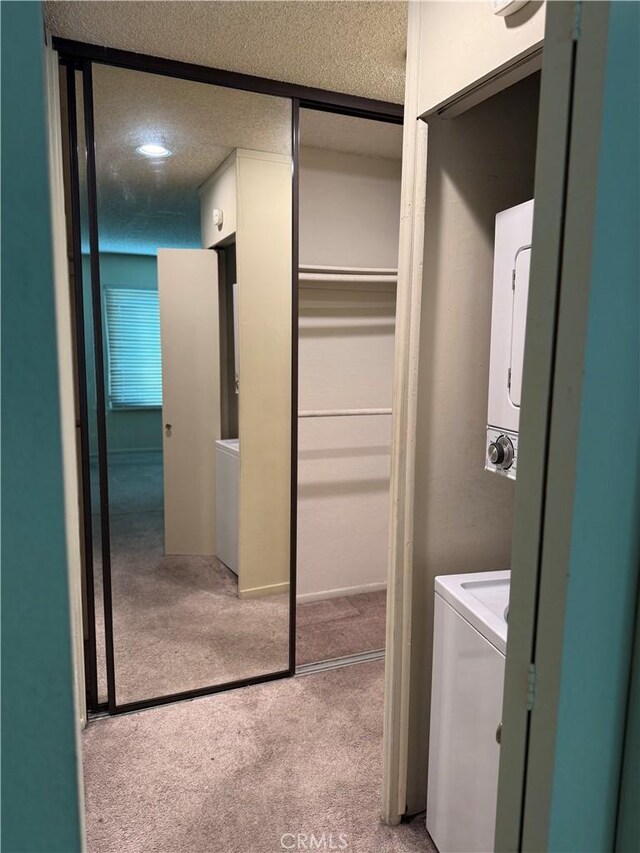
427;570;510;853
215;439;239;574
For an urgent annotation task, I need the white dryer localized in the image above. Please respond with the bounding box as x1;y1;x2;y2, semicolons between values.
486;199;534;479
427;570;510;853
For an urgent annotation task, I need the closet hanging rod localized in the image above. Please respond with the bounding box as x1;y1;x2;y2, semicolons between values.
298;408;392;418
299;272;397;284
298;264;398;287
299;264;397;277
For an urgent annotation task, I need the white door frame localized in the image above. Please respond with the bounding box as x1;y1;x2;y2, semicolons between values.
381;0;429;823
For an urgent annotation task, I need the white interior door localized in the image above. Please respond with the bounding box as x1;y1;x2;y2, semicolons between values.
158;249;220;555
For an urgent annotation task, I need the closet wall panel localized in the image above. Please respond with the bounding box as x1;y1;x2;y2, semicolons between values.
297;144;401;602
299;147;401;269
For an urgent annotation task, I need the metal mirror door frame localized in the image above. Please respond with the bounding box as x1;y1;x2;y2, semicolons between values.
56;39;403;716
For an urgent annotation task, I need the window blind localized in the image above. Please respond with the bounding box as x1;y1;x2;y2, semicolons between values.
104;287;162;409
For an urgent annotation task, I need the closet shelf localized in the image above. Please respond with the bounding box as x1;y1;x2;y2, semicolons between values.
299;264;397;285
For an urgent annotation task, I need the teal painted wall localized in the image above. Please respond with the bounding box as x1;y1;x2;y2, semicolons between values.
1;3;83;851
616;583;640;851
82;252;162;454
548;2;640;850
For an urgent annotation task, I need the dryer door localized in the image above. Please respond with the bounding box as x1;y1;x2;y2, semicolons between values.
508;246;531;408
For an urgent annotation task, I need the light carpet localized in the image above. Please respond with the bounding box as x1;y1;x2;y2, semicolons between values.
83;660;435;853
296;591;386;666
92;456;386;706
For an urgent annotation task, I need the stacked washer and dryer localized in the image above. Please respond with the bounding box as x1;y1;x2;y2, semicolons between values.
427;200;534;853
486;199;534;481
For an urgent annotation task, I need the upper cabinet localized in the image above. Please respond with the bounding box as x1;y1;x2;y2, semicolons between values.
200;148;291;249
415;0;546;118
200;152;238;248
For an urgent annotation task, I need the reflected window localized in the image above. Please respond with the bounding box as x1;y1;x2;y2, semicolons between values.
104;287;162;410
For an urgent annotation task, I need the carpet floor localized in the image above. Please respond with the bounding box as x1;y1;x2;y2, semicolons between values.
296;592;386;666
83;660;435;853
92;456;386;706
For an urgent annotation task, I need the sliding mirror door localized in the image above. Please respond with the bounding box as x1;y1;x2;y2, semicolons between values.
295;109;401;668
77;62;293;710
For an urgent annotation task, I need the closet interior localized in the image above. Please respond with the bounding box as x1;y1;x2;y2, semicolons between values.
295;109;402;667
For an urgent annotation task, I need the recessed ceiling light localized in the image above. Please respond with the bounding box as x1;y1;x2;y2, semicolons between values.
136;143;172;158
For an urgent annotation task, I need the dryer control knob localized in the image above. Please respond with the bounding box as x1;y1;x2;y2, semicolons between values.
489;435;514;469
488;441;504;465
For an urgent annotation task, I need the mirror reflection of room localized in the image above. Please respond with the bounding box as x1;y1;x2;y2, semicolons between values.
83;64;292;706
295;110;402;667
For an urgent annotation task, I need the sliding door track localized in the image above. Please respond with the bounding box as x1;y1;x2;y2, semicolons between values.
295;648;385;677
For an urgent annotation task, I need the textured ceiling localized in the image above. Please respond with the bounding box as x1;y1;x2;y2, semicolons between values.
50;0;407;254
88;63;291;253
80;64;402;254
45;0;407;103
301;109;402;161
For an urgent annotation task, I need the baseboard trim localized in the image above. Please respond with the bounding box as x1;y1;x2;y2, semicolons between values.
239;581;290;599
295;648;385;676
296;581;386;604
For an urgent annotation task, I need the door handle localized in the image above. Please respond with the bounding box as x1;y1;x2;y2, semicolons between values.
496;722;502;745
165;423;172;436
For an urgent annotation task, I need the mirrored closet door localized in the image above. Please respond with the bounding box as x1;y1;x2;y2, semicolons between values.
295;109;402;669
63;57;294;712
58;38;403;714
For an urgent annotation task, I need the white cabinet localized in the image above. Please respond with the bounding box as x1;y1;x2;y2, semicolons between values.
215;439;239;574
199;152;237;249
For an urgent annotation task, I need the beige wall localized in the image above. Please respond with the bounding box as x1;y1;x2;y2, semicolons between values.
297;283;396;601
416;1;545;116
405;72;540;812
299;146;401;269
298;145;401;601
236;151;292;598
